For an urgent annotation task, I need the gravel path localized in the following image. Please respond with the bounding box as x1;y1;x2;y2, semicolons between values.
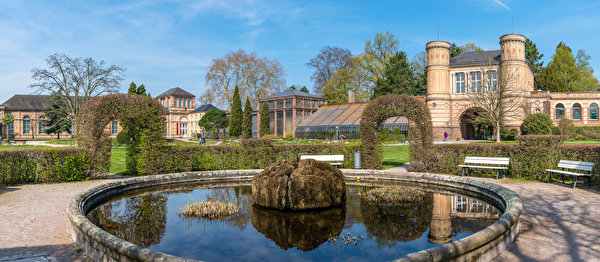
0;179;121;261
1;172;600;261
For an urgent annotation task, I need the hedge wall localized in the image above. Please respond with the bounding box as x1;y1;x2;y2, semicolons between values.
0;147;93;185
141;143;361;175
410;142;600;185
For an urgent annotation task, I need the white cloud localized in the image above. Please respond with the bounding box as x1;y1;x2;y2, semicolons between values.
492;0;511;11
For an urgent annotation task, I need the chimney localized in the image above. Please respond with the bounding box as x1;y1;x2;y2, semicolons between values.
347;90;355;103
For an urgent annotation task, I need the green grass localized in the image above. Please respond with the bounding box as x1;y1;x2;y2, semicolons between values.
382;145;409;170
110;147;127;175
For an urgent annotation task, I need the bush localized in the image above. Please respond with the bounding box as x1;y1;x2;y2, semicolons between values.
574;126;600;140
558;117;576;138
410;141;600;185
500;128;520;141
0;147;93;185
521;113;553;135
515;135;567;147
145;143;361;174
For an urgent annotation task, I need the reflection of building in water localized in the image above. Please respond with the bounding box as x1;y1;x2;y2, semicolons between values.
428;194;501;245
452;195;501;219
428;193;452;244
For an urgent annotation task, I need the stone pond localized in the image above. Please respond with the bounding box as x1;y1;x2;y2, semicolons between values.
68;170;522;261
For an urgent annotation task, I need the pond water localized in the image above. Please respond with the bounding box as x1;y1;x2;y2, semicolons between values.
87;183;501;262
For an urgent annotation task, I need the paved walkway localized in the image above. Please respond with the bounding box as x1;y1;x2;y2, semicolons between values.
2;171;600;261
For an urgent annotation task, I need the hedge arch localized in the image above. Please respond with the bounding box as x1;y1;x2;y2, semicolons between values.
359;95;433;169
76;94;166;174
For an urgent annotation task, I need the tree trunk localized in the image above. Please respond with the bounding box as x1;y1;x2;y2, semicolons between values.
495;121;501;143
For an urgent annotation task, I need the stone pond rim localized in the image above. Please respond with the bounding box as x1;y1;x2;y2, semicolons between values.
67;170;522;262
251;159;346;211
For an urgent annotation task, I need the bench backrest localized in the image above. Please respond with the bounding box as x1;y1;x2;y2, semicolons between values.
300;155;344;162
557;160;594;172
464;156;510;165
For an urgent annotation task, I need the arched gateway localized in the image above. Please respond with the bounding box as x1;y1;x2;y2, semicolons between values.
76;94;166;174
360;95;433;169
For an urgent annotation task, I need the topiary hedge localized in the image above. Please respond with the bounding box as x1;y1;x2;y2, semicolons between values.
0;147;93;185
359;95;432;169
410;141;600;185
140;143;361;174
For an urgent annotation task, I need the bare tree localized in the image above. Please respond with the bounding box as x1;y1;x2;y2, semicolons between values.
205;49;286;109
30;54;125;133
466;63;524;143
306;46;353;94
198;89;216;106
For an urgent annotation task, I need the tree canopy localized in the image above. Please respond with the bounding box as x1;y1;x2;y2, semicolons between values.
204;49;286;108
306;46;353;94
242;97;253;139
373;52;423;98
259;102;270;137
536;42;599;92
44;95;72;139
128;82;149;96
198;109;229;138
30;54;125;132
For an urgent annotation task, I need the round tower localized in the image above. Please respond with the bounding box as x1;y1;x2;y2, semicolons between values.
428;193;452;244
499;34;532;130
425;41;452;138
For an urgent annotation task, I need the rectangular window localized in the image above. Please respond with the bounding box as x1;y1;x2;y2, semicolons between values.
276;111;284;136
296;98;302;107
471;72;482;93
285;110;293;135
39;120;46;134
276;99;284;109
269;112;275;134
488;71;497;91
112;121;119;135
23;119;30;134
8;122;14;135
285;98;292;108
268;101;274;109
456;73;465;94
296;110;303;125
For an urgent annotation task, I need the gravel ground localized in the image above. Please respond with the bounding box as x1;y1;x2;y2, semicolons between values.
2;171;600;261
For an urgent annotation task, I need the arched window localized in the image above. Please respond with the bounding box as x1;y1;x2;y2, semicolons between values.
555;103;565;120
23;115;31;134
590;103;599;120
39;116;46;134
112;120;119;135
573;103;582;120
180;117;188;137
535;108;541;114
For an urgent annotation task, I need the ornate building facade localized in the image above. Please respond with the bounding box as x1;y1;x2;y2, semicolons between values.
426;34;600;139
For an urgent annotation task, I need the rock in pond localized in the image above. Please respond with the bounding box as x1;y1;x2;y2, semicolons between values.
252;159;346;210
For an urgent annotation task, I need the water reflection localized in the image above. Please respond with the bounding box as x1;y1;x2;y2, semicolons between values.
251;205;345;251
88;193;168;247
87;185;502;258
360;192;433;247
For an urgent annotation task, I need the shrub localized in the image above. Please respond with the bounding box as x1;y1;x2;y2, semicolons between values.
515;135;567;147
410;141;600;185
558;117;576;138
178;200;240;220
149;143;361;174
500;128;520;141
574;126;600;140
521;113;553;135
0;147;93;185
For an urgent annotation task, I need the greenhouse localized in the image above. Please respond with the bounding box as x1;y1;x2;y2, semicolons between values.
294;103;409;139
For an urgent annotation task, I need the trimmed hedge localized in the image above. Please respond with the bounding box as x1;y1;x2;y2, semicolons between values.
411;142;600;185
143;143;361;174
0;147;93;185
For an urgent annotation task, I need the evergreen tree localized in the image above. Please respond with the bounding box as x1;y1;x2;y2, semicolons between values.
575;50;600;90
259;102;270;137
242;97;253;138
525;38;544;73
372;51;420;98
198;109;229;139
44;96;72;139
289;85;297;91
300;86;309;93
229;85;243;137
552;42;579;91
128;82;137;94
449;42;462;57
137;84;148;96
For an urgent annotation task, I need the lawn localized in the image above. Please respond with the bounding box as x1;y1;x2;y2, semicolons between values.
110;147;127;175
382;145;410;170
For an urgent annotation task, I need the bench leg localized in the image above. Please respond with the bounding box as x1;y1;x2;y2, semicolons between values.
548;172;552;183
573;176;577;189
496;170;499;180
461;167;465;177
562;174;565;183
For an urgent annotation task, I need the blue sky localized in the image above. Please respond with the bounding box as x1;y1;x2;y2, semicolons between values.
1;0;600;106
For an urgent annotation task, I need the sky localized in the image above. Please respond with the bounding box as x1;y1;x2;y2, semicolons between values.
1;0;600;107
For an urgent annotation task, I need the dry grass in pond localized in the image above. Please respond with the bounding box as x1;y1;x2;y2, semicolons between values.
178;200;240;220
358;186;427;204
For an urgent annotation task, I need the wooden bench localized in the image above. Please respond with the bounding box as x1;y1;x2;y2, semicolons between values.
299;154;344;167
458;156;510;179
546;160;593;189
